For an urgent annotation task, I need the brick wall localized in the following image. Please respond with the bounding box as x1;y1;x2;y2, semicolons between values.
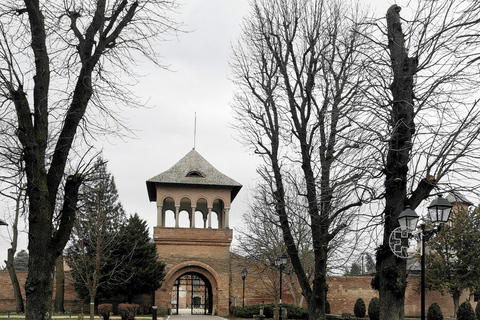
229;257;477;318
326;277;378;315
0;260;475;317
0;270;88;313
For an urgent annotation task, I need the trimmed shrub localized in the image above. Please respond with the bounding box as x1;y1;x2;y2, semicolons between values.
233;305;260;318
326;300;331;314
263;304;302;319
233;303;309;319
284;304;308;319
427;302;443;320
156;306;169;317
367;297;379;320
458;301;476;320
233;305;261;318
354;298;366;318
118;303;139;320
138;303;152;315
98;304;112;320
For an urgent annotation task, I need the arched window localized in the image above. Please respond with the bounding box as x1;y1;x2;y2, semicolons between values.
178;210;190;228
210;211;219;229
164;209;175;227
195;211;204;228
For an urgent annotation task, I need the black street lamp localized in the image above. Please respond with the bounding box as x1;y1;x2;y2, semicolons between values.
241;268;248;307
275;254;288;320
397;194;452;320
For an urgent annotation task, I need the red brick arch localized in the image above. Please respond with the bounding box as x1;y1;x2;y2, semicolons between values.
157;260;220;313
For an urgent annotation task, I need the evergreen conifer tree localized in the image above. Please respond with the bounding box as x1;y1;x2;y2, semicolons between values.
66;157;128;314
110;213;166;303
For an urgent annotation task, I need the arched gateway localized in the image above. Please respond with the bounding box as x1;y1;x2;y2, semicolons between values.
146;149;242;316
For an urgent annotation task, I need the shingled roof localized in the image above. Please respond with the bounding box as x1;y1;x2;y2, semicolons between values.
446;191;473;206
146;149;242;202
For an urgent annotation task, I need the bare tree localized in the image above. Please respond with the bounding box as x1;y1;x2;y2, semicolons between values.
235;183;312;306
0;1;179;319
231;0;378;319
360;2;480;320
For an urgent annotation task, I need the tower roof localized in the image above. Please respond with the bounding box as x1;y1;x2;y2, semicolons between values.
146;149;242;202
446;192;473;206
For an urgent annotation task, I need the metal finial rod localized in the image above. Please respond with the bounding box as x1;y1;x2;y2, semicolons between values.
194;112;197;150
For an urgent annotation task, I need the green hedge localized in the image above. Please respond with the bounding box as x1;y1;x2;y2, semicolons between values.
232;303;308;319
427;302;443;320
233;304;261;318
368;297;379;320
354;298;366;318
458;301;476;320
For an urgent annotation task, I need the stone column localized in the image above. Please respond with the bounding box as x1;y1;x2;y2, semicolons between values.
157;205;163;227
208;207;212;228
224;208;230;229
191;206;196;228
175;205;180;228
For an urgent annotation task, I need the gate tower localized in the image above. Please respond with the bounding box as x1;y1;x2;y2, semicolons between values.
146;149;242;315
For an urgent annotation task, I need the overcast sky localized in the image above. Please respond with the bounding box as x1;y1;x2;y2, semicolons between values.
0;0;394;266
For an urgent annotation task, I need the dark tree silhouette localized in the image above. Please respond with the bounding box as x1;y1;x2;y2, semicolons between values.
0;1;179;319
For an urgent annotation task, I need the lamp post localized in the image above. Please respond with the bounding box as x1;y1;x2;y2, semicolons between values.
241;268;248;307
397;194;452;320
275;254;288;320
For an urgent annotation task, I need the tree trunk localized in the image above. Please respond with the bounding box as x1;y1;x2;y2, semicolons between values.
90;296;95;320
24;175;82;320
54;255;65;313
453;291;460;318
6;248;25;313
25;242;56;320
375;253;407;320
375;5;419;320
5;187;25;313
307;260;327;320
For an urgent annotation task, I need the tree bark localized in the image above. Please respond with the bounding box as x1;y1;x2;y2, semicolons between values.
54;256;65;313
375;5;419;320
25;174;82;320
